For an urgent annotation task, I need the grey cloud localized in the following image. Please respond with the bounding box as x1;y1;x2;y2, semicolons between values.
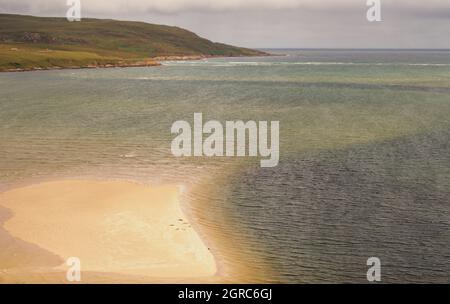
0;0;449;48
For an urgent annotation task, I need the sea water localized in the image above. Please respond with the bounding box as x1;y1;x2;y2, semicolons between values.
0;49;449;282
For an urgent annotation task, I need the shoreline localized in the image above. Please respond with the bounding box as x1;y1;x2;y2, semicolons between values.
0;179;219;283
1;60;162;73
0;54;277;73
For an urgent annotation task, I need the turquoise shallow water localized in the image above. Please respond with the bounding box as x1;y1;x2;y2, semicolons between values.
0;50;449;282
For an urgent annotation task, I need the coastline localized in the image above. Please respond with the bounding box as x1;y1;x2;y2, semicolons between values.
1;60;162;73
0;54;276;73
0;180;219;283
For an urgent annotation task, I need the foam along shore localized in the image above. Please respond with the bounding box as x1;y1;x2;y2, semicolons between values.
0;180;216;282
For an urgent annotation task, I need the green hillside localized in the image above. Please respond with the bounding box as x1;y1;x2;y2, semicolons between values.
0;14;267;71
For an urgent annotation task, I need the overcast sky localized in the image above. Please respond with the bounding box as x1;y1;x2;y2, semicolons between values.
1;0;450;48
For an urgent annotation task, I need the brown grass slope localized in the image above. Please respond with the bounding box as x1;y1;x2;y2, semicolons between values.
0;14;268;71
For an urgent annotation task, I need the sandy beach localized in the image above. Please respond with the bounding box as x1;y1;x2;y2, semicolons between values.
0;180;216;283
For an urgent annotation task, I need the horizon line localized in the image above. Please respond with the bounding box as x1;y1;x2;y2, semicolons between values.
256;48;450;51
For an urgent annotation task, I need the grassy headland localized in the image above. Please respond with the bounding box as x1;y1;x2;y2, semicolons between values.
0;14;268;72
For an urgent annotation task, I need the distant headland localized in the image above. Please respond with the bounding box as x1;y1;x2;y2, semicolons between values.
0;14;269;72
